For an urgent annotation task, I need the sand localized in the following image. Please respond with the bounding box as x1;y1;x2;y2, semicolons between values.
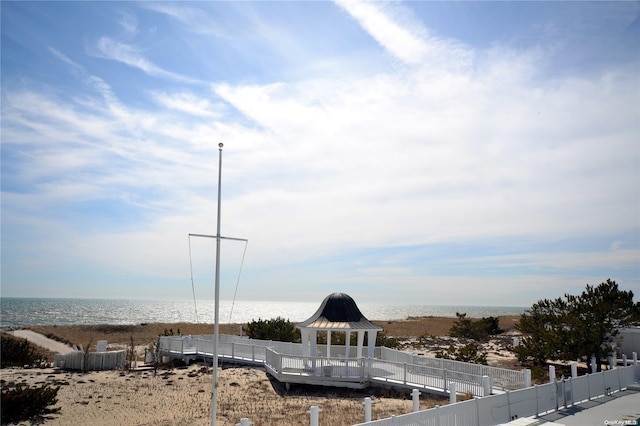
2;365;445;425
1;316;521;425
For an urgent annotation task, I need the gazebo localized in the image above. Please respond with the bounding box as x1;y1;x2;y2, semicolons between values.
296;292;382;359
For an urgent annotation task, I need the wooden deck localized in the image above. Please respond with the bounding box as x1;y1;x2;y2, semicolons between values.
158;334;527;397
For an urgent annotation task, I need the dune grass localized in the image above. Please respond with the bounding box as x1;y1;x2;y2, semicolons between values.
28;316;520;354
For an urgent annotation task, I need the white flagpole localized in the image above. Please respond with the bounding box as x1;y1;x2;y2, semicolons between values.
211;142;223;426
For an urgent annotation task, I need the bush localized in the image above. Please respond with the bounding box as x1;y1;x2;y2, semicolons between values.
449;313;503;341
435;343;488;365
376;331;401;349
1;383;60;424
245;317;300;342
0;333;48;368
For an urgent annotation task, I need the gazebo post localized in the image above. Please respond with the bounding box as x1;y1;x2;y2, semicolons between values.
345;331;351;358
368;331;377;358
310;331;318;357
301;329;310;365
357;331;365;358
311;330;318;370
326;330;332;358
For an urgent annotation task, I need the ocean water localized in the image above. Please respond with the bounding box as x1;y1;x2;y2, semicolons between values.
0;297;526;329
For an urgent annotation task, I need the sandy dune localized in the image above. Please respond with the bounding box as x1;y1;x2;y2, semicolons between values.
2;317;521;425
2;365;443;425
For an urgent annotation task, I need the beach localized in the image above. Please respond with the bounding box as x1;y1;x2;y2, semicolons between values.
2;365;447;426
2;316;521;425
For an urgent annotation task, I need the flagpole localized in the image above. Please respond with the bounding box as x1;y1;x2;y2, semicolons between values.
211;142;223;426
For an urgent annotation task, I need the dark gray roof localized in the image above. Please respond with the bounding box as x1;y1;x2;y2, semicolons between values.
296;292;382;331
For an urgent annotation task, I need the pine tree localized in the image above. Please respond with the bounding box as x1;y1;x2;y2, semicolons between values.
516;279;640;371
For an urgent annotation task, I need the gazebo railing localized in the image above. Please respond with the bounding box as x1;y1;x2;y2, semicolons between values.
266;348;368;379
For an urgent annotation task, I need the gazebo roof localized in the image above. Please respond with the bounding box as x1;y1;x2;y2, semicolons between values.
296;292;382;331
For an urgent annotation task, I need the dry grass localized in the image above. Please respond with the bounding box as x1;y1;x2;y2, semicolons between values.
28;316;520;354
13;316;521;424
28;323;240;353
1;365;448;425
375;315;520;338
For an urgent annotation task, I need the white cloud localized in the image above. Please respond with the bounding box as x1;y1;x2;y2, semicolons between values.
143;3;229;37
150;91;222;118
334;0;472;71
117;9;138;36
2;2;637;302
95;37;200;84
213;60;637;254
334;0;429;64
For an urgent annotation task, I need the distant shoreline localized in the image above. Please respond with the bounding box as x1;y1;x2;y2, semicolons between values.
18;315;521;354
1;297;526;329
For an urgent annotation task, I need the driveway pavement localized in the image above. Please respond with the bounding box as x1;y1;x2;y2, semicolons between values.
537;389;640;426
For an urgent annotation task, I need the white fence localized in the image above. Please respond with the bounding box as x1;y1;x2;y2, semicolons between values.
353;363;640;426
53;350;126;371
367;357;489;396
158;334;298;364
380;347;527;391
158;334;529;396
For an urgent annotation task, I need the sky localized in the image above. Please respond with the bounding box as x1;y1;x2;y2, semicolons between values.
1;1;639;307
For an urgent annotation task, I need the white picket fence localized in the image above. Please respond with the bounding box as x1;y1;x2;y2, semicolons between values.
53;350;126;371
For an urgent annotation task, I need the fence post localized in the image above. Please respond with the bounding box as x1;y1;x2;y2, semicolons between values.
412;389;420;411
307;406;321;426
364;397;372;423
482;375;491;396
524;369;531;387
403;363;408;385
443;368;448;392
609;356;614;370
591;355;597;373
617;365;622;392
449;382;456;404
622;354;628;367
549;365;556;383
570;362;577;378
